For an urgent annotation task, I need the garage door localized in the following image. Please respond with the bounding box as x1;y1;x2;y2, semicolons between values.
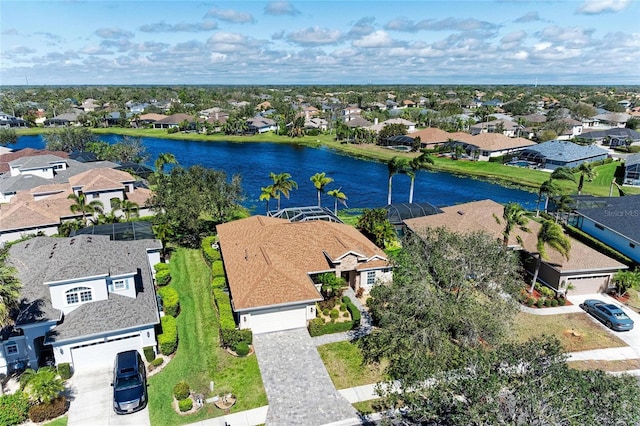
568;276;609;296
251;307;307;334
71;334;142;372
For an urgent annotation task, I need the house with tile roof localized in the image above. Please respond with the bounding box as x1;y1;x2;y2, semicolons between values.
573;195;640;264
247;116;277;134
369;118;416;134
448;133;536;161
404;199;627;296
518;140;609;170
408;127;453;149
152;113;198;129
0;235;161;374
216;216;392;334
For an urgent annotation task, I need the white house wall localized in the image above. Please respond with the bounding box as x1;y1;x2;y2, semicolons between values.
11;166;55;179
357;268;393;290
239;304;314;334
107;275;137;298
85;189;124;214
0;225;59;244
49;276;109;315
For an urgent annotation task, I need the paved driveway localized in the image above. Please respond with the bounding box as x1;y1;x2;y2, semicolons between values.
67;367;150;426
253;328;360;426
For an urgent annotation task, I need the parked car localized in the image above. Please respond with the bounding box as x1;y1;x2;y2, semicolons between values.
581;299;634;331
111;350;148;414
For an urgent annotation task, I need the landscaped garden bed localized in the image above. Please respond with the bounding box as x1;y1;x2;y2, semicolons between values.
519;283;572;308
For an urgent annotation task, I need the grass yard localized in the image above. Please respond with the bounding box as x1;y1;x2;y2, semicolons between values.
148;249;266;426
353;399;388;415
513;312;628;352
568;359;640;372
44;416;68;426
317;341;387;390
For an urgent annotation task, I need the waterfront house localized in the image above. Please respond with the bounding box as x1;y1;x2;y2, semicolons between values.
624;154;640;186
517;140;608;170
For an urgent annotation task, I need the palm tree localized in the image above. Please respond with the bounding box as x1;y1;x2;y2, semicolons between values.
407;151;434;203
386;156;407;205
119;199;139;220
269;172;298;210
536;179;560;217
20;367;65;404
529;220;571;294
327;187;348;215
576;162;597;195
152;220;174;260
0;264;20;328
154;152;177;174
554;194;575;223
68;193;104;225
310;172;334;207
500;203;530;247
259;185;275;212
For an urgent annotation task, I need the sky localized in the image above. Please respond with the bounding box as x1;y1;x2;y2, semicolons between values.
1;0;639;86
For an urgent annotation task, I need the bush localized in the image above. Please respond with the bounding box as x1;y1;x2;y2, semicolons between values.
151;357;164;367
57;362;72;380
220;329;252;348
526;297;535;307
201;236;221;265
544;298;553;307
309;318;354;337
343;312;350;318
330;309;339;319
339;303;347;312
318;296;338;311
28;396;67;423
158;315;178;355
341;295;350;304
173;381;190;400
213;288;235;330
551;299;559;307
158;286;180;317
212;260;225;278
154;262;169;273
156;269;171;286
212;276;226;289
234;341;250;357
536;299;545;308
346;302;361;325
0;391;30;426
322;308;330;316
557;297;567;306
178;398;193;412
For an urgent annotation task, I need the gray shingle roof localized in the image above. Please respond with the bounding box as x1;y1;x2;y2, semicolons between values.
626;153;640;167
521;140;608;163
7;235;161;341
576;195;640;244
0;174;51;193
9;155;67;169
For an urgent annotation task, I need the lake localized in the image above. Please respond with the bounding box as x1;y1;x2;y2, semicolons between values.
14;135;537;214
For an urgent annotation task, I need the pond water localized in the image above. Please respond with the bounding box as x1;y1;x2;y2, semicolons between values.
14;135;537;214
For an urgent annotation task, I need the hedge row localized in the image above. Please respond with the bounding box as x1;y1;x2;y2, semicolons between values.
57;362;72;380
221;329;252;348
308;318;354;337
158;286;180;317
341;296;361;326
212;260;225;278
158;315;178;355
201;236;221;265
212;276;226;289
156;269;171;286
213;288;235;330
0;392;29;426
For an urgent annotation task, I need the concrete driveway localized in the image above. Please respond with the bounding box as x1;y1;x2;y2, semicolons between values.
67;366;150;426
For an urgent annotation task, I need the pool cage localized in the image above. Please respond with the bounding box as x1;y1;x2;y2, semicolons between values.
267;206;344;223
70;221;155;241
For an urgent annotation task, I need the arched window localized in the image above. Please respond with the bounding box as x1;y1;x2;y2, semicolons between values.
65;287;93;304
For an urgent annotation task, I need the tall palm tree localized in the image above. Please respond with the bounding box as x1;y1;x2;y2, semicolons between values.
386;156;407;205
536;179;560;217
68;193;104;225
259;185;275;212
576;162;597;195
0;264;20;328
310;172;334;207
500;202;530;247
529;220;571;293
269;172;298;211
327;187;348;215
154;152;177;174
407;151;434;203
120;199;139;221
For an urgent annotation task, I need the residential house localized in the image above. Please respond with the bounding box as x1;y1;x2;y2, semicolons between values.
304;117;328;131
247;116;277;134
470;119;521;137
44;110;83;127
342;105;362;121
137;113;167;126
594;112;631;129
216;216;392;334
345;116;373;129
0;235;161;374
152;113;197;129
449;133;536;161
0;112;29;128
369;118;416;134
404;199;627;295
517;140;609;170
624;154;640;186
573;195;640;264
256;101;272;111
555;118;583;140
408;127;454;149
577;128;640;147
79;98;98;112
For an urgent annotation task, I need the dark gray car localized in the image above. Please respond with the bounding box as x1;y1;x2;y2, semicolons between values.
112;350;148;414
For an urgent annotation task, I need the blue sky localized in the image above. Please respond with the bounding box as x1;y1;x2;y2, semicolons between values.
1;0;639;85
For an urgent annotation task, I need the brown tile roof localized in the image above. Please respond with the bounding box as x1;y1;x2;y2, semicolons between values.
404;199;626;274
408;127;454;143
69;168;133;191
125;187;152;206
154;113;195;125
217;216;389;310
0;149;69;174
453;133;535;151
138;113;167;122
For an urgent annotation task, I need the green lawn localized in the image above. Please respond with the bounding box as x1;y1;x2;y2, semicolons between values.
148;249;266;426
317;341;387;390
44;416;68;426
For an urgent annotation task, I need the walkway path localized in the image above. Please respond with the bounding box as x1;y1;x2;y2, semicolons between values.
252;328;360;426
312;287;373;347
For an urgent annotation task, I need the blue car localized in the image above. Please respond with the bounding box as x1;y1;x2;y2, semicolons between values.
581;299;634;332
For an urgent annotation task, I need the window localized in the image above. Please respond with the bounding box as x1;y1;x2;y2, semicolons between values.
6;343;18;355
66;287;93;305
92;193;100;199
113;280;126;291
367;271;376;286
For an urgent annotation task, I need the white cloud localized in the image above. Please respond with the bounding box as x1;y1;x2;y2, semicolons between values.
514;12;542;23
139;21;217;33
204;7;254;24
501;30;527;44
352;31;397;48
95;28;134;39
264;1;300;16
286;27;342;46
577;0;631;14
210;52;227;62
514;51;529;60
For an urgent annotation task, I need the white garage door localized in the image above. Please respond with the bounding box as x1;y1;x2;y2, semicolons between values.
251;307;307;334
568;275;609;296
71;334;142;372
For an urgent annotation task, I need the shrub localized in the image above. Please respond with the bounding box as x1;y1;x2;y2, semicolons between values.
536;299;545;308
309;319;354;337
340;303;347;312
330;309;339;319
234;341;250;357
544;298;553;307
322;308;330;316
346;302;361;325
341;295;350;304
220;329;252;348
318;296;338;311
0;391;30;426
213;288;235;330
178;398;193;412
158;286;180;317
57;362;72;380
551;299;559;307
201;236;220;265
212;260;225;278
343;312;350;318
28;396;67;423
557;297;567;306
212;276;226;289
154;262;169;273
158;315;178;355
156;269;171;286
526;298;535;307
151;357;164;367
173;381;190;400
